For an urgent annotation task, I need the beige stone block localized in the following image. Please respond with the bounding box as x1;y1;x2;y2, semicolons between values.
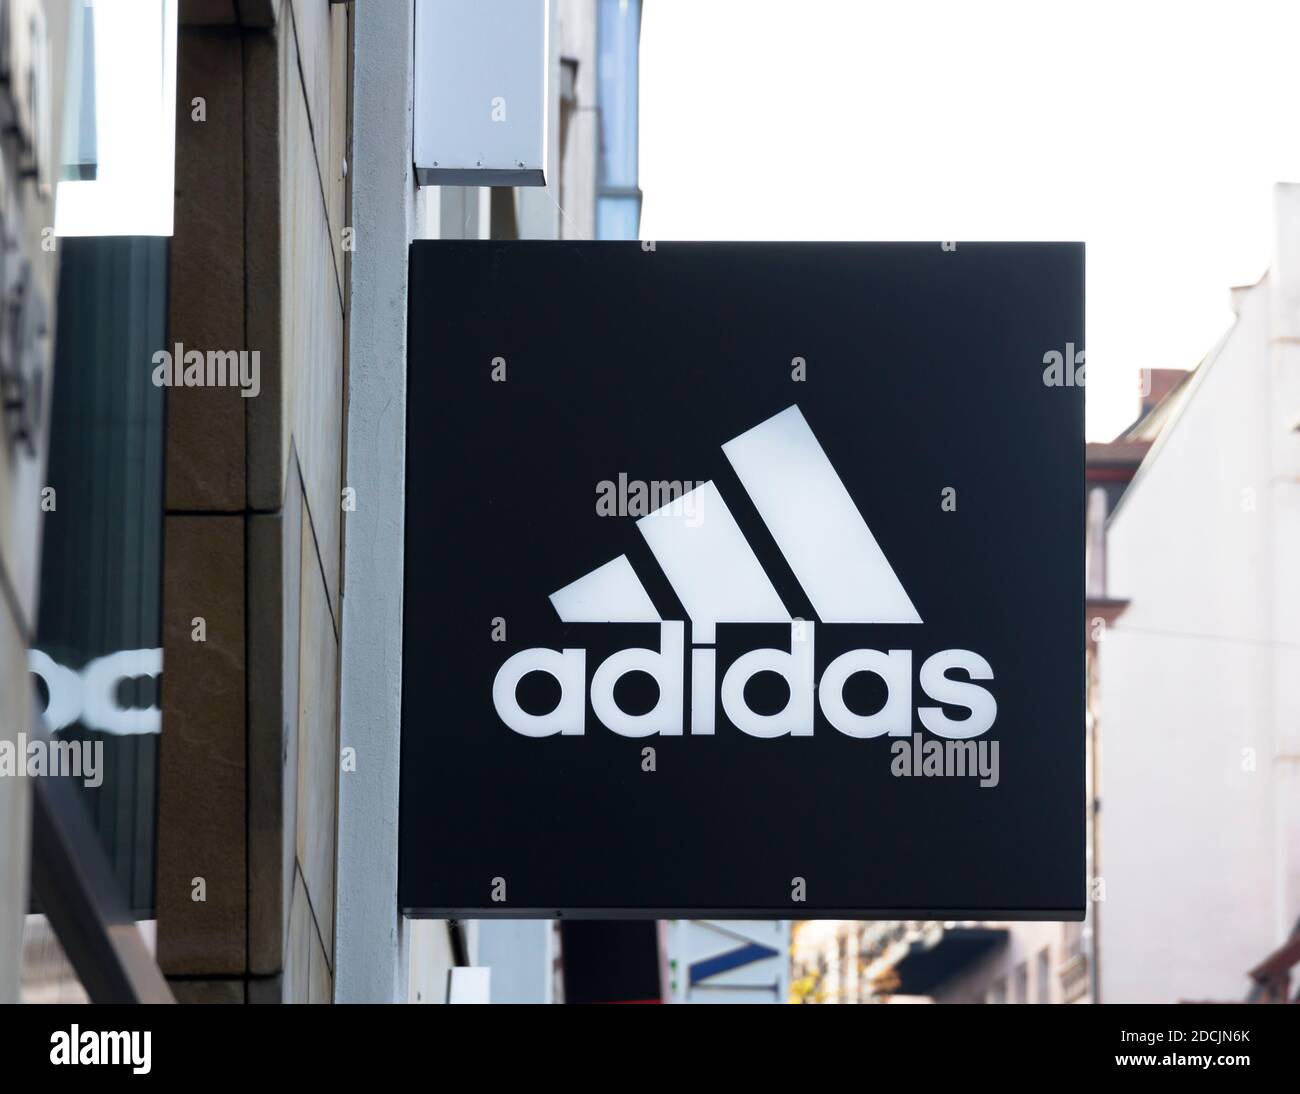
170;978;246;1003
246;466;304;976
156;516;246;976
180;0;239;25
295;511;338;960
288;0;329;141
247;974;283;1003
279;471;303;958
288;0;348;274
168;32;246;512
308;926;332;1003
247;512;281;974
281;30;344;616
241;0;281;29
284;867;312;1003
244;29;286;511
180;0;278;27
327;2;349;282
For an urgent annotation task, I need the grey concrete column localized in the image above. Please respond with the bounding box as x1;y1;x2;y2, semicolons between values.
335;0;421;1002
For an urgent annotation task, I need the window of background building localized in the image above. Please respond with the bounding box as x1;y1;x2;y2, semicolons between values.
596;0;642;239
1037;947;1051;1003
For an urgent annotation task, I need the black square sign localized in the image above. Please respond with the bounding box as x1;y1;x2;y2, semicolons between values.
401;241;1084;919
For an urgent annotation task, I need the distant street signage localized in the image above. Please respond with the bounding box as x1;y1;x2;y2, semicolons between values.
669;920;789;1004
400;241;1084;918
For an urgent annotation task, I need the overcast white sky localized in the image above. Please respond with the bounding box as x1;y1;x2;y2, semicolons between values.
639;0;1300;440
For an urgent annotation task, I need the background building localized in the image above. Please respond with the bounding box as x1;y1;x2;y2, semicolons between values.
790;190;1300;1008
1097;183;1300;1003
1;0;72;1004
6;0;648;1007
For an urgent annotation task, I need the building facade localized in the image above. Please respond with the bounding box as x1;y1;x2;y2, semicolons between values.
1097;184;1300;1003
3;0;644;1005
0;0;71;1004
157;0;642;1004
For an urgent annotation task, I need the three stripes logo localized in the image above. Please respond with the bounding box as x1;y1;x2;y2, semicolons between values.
492;405;997;740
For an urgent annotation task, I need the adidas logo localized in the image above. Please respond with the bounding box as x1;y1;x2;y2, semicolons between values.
492;405;996;740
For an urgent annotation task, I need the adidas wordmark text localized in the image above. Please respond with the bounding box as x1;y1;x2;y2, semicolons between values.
492;406;996;740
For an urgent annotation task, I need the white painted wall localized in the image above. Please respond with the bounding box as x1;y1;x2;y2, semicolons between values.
1098;184;1300;1002
1264;186;1300;951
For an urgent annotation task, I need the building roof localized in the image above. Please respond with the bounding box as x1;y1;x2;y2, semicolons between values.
1107;321;1237;526
1116;366;1197;443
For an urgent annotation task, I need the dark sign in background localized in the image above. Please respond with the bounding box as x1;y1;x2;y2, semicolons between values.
401;241;1083;918
35;236;168;917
